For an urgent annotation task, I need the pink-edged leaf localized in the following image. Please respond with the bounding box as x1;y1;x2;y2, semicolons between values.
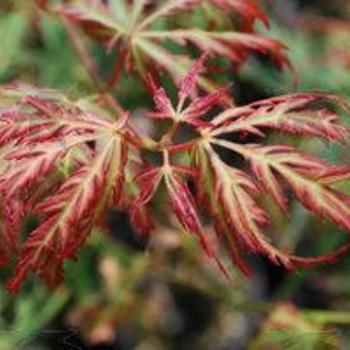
0;197;25;268
200;144;350;271
6;214;80;293
164;165;229;276
178;54;207;109
0;114;52;146
147;57;227;127
0;85;132;292
0;143;68;198
7;136;127;293
57;0;289;93
182;85;230;123
165;171;204;240
211;93;349;142
146;75;175;119
129;166;163;235
141;30;290;69
212;140;350;232
249;153;288;212
133;166;163;206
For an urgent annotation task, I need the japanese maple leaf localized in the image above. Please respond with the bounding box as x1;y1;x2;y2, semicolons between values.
0;85;129;292
145;61;350;274
147;54;228;128
54;0;289;92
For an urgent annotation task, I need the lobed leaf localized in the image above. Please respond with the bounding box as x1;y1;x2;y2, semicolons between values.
55;0;290;93
148;57;226;127
211;93;350;142
194;142;350;272
0;85;129;292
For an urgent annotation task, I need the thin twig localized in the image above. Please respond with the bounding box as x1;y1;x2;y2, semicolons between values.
105;46;128;91
61;17;125;115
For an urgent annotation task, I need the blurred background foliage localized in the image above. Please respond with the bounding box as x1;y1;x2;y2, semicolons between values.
2;0;350;349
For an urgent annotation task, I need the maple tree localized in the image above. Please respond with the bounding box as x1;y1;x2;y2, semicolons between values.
1;0;350;293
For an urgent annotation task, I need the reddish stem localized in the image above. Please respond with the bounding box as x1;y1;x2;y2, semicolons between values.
61;17;125;115
105;47;128;91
